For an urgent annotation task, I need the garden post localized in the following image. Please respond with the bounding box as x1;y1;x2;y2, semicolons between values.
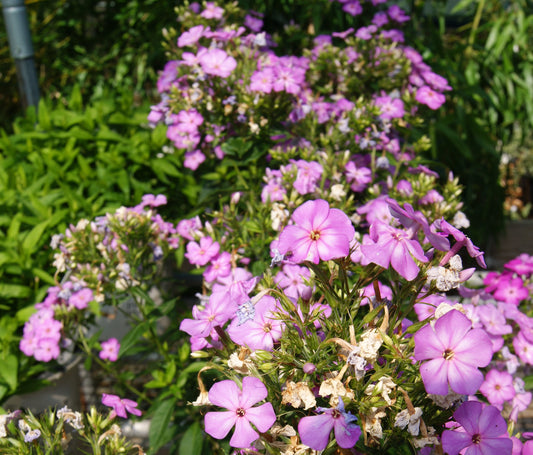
2;0;40;109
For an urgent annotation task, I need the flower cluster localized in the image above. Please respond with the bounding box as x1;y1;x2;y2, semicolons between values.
20;195;178;362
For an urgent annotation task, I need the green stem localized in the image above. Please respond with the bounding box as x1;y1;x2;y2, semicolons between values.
467;0;486;53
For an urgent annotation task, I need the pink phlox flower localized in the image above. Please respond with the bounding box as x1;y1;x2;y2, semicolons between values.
375;94;405;120
177;25;206;48
441;401;512;455
437;218;486;268
493;276;529;306
416;85;446;110
101;394;142;419
204;251;232;282
68;288;93;310
199;48;237;78
360;281;393;306
157;60;180;93
200;2;224;19
228;295;284;351
277;199;355;264
357;197;393;225
372;12;389;27
176;109;204;133
99;338;120;362
176;216;202;241
513;331;533;365
275;264;313;300
272;65;305;95
361;221;428;281
140;193;167;208
387;198;450;251
204;377;276;448
249;67;274;93
356;25;377;40
261;180;286;203
509;378;532;422
33;337;60;362
298;400;361;451
414;309;492;395
291;160;323;195
477;304;513;336
345;161;372;192
504;254;533;277
179;291;236;340
244;14;263;32
184;150;206;171
185;236;220;266
419;189;444;205
421;70;451;91
213;267;260;306
480;369;516;407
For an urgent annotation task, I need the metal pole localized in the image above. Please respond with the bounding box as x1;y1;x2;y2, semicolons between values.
2;0;40;110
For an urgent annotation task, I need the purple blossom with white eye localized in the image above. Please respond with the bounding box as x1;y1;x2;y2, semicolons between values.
414;309;492;395
204;377;276;448
298;400;361;451
441;401;512;455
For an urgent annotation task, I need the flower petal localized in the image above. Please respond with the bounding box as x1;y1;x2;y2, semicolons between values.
442;429;473;455
334;418;361;449
298;413;334;451
239;376;268;408
230;417;259;448
420;358;449;395
434;310;472;349
246;402;276;433
204;410;237;440
447;360;484;395
208;380;241;410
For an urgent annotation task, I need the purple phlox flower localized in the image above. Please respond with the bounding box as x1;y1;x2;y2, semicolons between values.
493;276;529;306
140;193;167;208
381;29;405;42
176;109;204;133
204;377;276;448
345;161;372;192
441;401;512;455
244;14;263;32
228;295;284;351
249;67;274;93
176;216;202;241
157;60;180;93
372;12;389;27
275;264;313;300
361;221;428;281
421;70;452;91
480;369;516;407
414;309;492;395
513;331;533;365
437;218;486;268
343;0;363;16
200;2;224;19
419;189;444;205
277;199;355;264
199;48;237;78
387;5;410;22
185;236;220;266
204;251;232;282
387;198;450;251
298;400;361;451
24;428;41;442
179;291;237;339
101;393;142;419
332;28;354;39
177;24;206;48
509;378;532;422
416;85;446;110
356;25;377;40
272;64;305;95
375;94;405;120
99;338;120;362
360;281;393;306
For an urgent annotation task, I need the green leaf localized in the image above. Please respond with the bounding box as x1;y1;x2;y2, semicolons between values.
0;284;31;299
149;398;176;452
22;219;50;254
178;421;204;455
37;99;51;130
0;354;18;391
118;322;149;358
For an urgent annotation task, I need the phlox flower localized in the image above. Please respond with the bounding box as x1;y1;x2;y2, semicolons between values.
361;221;428;281
292;160;323;195
203;251;232;282
228;295;284;351
68;287;93;310
33;337;60;362
345;161;372;192
185;236;220;266
414;309;492;395
101;394;142;419
275;264;313;300
343;0;363;16
441;401;512;455
199;48;237;78
99;338;120;362
184;150;206;171
204;377;276;448
416;85;446;110
177;25;206;48
493;276;529;306
249;68;274;93
479;369;515;406
375;95;405;120
200;2;224;19
278;199;355;264
298;400;361;451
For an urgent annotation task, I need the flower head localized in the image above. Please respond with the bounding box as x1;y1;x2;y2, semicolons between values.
101;394;142;419
278;200;355;264
99;338;120;362
442;401;512;455
204;377;276;448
